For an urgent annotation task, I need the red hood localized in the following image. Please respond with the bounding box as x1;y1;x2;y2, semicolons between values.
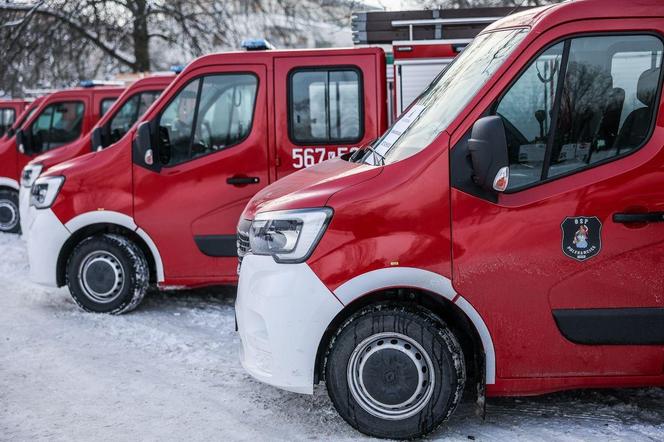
42;148;99;178
242;158;382;219
28;134;92;170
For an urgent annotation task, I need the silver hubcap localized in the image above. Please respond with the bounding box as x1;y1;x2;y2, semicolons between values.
78;251;125;303
0;199;18;231
347;332;435;420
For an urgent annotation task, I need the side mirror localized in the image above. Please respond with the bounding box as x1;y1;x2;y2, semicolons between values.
133;121;159;170
468;116;510;192
90;127;104;152
16;129;32;155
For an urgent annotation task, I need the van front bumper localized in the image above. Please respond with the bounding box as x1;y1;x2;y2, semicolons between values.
26;208;70;287
235;255;343;394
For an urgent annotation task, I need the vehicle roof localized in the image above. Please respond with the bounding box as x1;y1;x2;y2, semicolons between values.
184;46;384;73
128;73;176;88
487;0;664;33
0;99;29;104
93;74;174;127
43;86;125;100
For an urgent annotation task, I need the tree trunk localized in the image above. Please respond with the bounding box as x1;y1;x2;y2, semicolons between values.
132;0;150;72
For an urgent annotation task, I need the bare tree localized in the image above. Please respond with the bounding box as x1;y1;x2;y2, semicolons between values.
0;0;358;96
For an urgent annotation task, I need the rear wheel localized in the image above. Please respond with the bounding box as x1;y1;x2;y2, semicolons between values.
0;189;20;233
325;304;465;439
66;234;149;314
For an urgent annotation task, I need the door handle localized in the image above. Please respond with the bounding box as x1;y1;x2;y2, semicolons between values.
226;176;260;186
613;212;664;223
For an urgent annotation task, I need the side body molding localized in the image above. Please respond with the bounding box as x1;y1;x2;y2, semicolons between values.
333;267;496;384
63;210;165;282
0;177;19;190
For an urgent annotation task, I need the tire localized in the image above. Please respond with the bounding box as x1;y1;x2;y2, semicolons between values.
0;189;20;234
325;304;465;440
66;234;149;314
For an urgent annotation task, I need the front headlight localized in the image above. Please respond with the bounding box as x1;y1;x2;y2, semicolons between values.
30;176;65;209
249;207;333;263
21;163;43;188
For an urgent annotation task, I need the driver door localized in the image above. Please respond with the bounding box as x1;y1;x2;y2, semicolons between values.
133;65;269;283
451;29;664;379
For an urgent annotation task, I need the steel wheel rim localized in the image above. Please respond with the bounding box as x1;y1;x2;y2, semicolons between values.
0;200;18;231
347;332;435;420
78;251;125;303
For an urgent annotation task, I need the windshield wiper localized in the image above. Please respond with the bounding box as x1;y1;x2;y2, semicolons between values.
352;143;385;165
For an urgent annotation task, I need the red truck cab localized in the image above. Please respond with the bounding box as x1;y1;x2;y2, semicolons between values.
19;74;175;235
235;0;664;438
0;86;122;233
25;47;387;313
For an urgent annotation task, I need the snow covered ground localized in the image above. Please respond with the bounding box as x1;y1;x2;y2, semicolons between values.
1;232;663;441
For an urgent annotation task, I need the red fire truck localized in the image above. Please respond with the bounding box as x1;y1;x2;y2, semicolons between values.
19;73;175;235
24;10;519;313
0;85;123;233
25;46;387;313
235;0;664;438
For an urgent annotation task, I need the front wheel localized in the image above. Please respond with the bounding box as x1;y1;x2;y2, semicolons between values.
0;189;20;233
325;304;466;439
66;234;149;314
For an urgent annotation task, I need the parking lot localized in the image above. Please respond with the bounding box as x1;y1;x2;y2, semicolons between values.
1;233;663;441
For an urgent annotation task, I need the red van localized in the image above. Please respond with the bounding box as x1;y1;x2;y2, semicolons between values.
0;86;123;233
235;0;664;438
19;74;175;234
0;99;28;140
25;47;389;314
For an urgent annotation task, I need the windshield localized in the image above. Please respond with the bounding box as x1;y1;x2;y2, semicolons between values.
357;28;528;165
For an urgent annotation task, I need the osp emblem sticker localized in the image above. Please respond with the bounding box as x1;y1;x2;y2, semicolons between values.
561;216;602;261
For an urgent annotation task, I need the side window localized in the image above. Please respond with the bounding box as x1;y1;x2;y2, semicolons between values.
289;68;362;144
137;91;160;116
193;75;257;155
15;107;36;132
549;35;663;178
158;74;258;166
494;42;564;189
30;102;85;153
0;108;15;136
492;34;662;191
109;95;140;143
31;106;54;141
108;91;161;145
100;98;116;116
158;80;199;165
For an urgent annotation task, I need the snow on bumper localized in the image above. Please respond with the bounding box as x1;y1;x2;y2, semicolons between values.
18;185;36;237
27;208;70;287
236;255;343;394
